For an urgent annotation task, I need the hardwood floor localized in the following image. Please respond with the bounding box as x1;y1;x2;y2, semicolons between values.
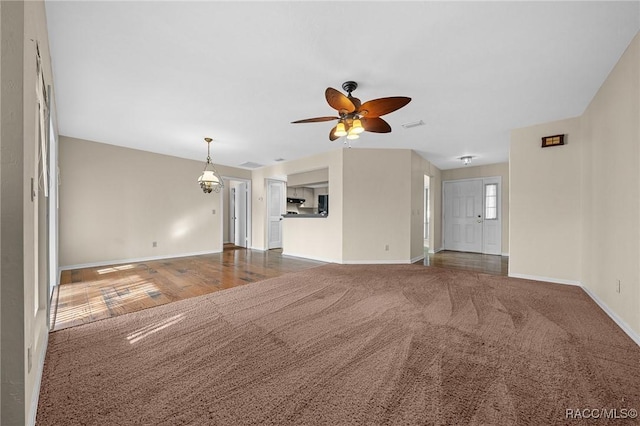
421;250;509;276
51;245;323;331
51;246;508;331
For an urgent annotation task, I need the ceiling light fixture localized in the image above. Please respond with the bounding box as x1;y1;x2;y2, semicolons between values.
459;156;473;166
198;137;224;193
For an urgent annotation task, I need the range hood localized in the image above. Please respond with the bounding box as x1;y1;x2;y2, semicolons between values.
287;197;306;204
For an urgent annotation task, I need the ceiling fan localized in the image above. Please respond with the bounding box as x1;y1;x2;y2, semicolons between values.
291;81;411;141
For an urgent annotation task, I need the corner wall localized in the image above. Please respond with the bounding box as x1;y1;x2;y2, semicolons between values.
59;137;250;268
581;31;639;337
1;1;53;423
509;31;639;339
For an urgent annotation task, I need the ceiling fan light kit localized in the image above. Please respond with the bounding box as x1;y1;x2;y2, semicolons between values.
292;81;411;142
198;137;224;194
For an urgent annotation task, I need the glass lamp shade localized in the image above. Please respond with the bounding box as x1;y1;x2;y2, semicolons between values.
347;127;360;140
335;122;347;137
198;169;223;193
351;118;364;134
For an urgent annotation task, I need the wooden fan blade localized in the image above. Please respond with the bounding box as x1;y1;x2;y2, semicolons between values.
361;117;392;133
358;97;411;118
329;125;340;141
325;87;356;114
291;116;339;124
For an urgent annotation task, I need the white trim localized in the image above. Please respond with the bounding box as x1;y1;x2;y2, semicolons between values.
411;254;425;263
250;246;267;252
508;273;581;286
505;274;639;347
281;252;334;263
28;332;49;426
59;250;222;271
581;285;640;347
341;259;416;265
501;252;509;257
433;247;445;253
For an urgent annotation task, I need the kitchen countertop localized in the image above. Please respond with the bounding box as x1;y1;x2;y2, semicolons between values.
282;213;328;218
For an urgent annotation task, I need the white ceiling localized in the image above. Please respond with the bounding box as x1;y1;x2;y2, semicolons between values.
45;1;639;170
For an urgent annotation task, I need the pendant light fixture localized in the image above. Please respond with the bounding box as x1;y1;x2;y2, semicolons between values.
198;137;224;193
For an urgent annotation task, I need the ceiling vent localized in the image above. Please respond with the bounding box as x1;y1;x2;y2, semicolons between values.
402;120;425;129
238;161;264;169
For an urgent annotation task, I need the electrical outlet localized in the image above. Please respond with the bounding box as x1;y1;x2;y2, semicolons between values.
617;279;621;293
385;244;389;251
212;209;216;215
152;241;157;248
28;346;32;373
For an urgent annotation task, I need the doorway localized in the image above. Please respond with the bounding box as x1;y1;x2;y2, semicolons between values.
224;178;251;249
424;175;430;251
229;181;249;248
443;177;501;255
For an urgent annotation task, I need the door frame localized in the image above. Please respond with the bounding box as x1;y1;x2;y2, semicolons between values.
221;176;252;250
442;176;502;255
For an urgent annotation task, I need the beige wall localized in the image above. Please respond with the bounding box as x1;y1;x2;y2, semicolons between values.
510;117;582;283
581;32;639;337
509;31;639;338
0;1;52;423
342;149;412;262
252;149;343;263
441;162;509;254
59;137;249;267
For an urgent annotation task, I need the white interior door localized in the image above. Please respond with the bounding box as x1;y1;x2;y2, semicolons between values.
235;182;248;247
443;179;483;253
267;180;285;249
229;187;236;244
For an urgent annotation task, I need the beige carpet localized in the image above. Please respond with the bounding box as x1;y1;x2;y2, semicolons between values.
37;264;640;425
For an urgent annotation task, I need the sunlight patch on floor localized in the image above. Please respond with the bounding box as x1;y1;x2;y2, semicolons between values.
97;264;135;275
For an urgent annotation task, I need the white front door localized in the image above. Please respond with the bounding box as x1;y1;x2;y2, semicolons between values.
443;179;483;253
267;179;285;249
443;177;502;255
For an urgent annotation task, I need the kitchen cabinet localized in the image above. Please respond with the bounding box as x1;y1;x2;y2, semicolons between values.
287;186;304;199
300;188;315;208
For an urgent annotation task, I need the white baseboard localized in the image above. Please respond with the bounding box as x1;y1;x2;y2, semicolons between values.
509;273;639;347
501;252;509;257
411;254;425;263
433;247;444;253
28;331;49;426
59;250;223;271
281;252;335;263
341;259;416;265
580;285;640;347
250;246;267;252
508;273;581;287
